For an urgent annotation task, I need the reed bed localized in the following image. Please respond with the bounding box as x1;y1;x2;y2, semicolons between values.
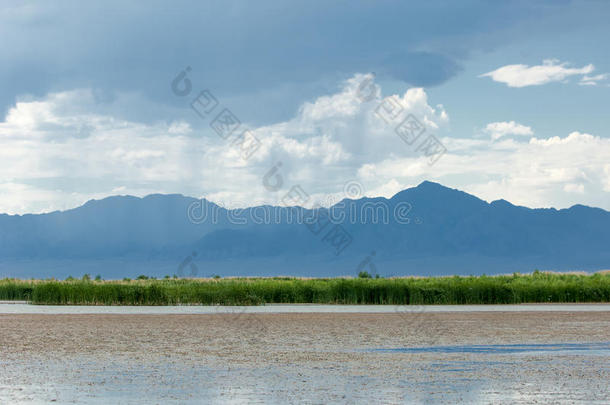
0;272;609;305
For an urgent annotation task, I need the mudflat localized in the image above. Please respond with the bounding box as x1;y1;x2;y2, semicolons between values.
1;311;609;404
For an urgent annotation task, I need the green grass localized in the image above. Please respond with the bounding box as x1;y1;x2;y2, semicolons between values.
1;272;609;305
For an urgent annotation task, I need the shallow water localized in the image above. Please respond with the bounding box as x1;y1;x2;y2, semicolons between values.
2;303;610;314
373;341;610;355
2;347;608;404
1;309;608;404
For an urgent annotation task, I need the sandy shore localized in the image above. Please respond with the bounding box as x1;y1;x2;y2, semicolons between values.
1;311;609;403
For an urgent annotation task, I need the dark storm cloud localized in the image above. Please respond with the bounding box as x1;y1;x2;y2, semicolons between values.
0;0;576;123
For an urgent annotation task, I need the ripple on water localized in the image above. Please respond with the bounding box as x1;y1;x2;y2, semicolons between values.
372;341;610;355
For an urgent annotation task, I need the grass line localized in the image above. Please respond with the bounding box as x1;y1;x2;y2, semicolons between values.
1;272;609;305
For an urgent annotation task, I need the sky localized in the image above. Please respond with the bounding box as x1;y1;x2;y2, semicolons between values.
1;0;609;214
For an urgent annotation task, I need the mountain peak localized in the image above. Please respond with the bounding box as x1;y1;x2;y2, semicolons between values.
416;180;445;189
391;180;476;201
491;199;514;207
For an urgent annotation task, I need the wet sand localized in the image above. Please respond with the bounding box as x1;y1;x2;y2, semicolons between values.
1;310;609;404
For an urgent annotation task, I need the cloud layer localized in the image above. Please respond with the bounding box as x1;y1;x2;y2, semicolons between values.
1;74;609;214
2;1;598;126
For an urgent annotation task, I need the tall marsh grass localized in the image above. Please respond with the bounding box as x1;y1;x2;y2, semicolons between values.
0;272;609;305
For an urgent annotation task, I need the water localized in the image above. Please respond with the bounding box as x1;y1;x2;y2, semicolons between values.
3;347;608;404
1;305;608;403
1;303;610;314
373;341;610;355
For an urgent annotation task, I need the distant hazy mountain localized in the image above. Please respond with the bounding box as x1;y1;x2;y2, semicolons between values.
1;181;609;278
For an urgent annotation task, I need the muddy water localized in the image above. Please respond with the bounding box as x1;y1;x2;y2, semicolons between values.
0;310;609;404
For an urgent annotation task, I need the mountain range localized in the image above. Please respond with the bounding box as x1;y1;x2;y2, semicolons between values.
1;181;609;278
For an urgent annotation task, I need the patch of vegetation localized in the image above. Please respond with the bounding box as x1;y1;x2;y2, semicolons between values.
0;272;608;305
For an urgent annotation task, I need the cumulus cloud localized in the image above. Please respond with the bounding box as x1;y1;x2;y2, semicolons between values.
355;128;610;209
0;75;449;213
1;74;610;214
480;59;596;87
0;89;204;213
201;73;450;207
484;121;533;140
442;131;608;208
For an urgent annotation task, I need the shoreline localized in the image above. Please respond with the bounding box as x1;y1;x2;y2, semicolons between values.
2;302;610;314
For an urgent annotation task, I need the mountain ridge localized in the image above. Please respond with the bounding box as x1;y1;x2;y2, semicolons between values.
1;181;609;278
2;181;607;217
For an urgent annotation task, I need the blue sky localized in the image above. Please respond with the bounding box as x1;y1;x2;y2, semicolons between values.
1;0;609;213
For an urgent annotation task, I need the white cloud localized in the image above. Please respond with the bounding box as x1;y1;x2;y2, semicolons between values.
604;165;610;192
579;73;609;86
528;131;596;146
480;59;596;87
201;73;450;207
484;121;533;140
563;183;584;194
438;131;607;208
1;75;610;214
167;121;192;135
353;129;609;209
